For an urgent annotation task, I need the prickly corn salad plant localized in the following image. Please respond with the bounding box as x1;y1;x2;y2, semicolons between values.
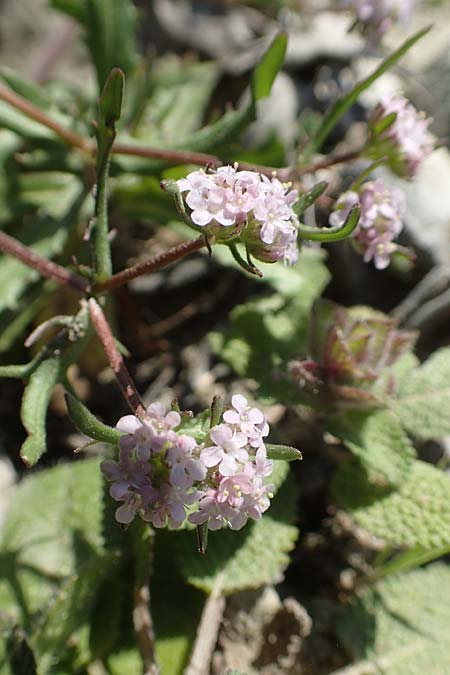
1;2;450;674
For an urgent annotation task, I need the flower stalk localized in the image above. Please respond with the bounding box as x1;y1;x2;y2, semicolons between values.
88;298;145;417
0;230;89;293
94;235;208;292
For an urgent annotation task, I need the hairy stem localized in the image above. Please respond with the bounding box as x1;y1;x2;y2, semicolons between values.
133;583;159;675
185;574;225;675
0;230;89;293
88;298;145;417
133;523;160;675
94;236;208;292
112;143;221;167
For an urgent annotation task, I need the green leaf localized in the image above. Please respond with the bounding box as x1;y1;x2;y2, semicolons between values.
135;60;220;142
0;458;105;619
294;181;328;216
85;0;138;90
152;540;204;675
176;409;211;444
337;563;450;675
1;69;50;110
328;410;416;486
50;0;85;22
20;356;62;466
297;205;360;242
251;33;288;103
99;67;124;127
108;649;143;675
65;393;122;445
388;347;450;440
334;460;450;549
266;444;302;461
174;464;298;595
309;25;431;152
0;184;85;313
210;249;330;403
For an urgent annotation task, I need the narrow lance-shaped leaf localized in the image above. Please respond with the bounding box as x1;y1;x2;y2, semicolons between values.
20;355;62;466
65;393;123;444
309;25;431;153
295;181;328;216
297;204;360;242
251;33;288;103
85;0;138;91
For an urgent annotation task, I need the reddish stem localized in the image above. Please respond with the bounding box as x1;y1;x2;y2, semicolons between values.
94;235;208;292
0;83;90;152
88;298;146;417
0;230;89;293
296;148;363;176
112;143;222;168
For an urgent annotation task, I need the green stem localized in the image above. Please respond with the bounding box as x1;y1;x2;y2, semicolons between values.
376;544;450;579
93;143;114;280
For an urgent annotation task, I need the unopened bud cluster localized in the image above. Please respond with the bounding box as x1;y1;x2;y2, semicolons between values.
368;96;434;179
342;0;415;40
101;395;274;530
177;166;300;265
330;179;406;269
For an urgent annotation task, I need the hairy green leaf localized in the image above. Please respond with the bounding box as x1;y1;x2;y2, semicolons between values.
20;356;62;466
334;460;450;549
0;459;108;669
328;410;416;486
65;393;122;444
337;563;450;675
174;464;298;595
210;250;330;403
266;444;303;461
388;347;450;440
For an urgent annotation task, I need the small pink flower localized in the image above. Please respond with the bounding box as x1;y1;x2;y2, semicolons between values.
341;0;415;40
369;95;434;178
176;166;300;265
330;179;405;269
201;423;249;476
223;394;269;448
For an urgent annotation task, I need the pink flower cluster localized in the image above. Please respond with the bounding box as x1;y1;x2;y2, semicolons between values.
101;395;274;531
342;0;415;39
369;96;434;178
177;166;299;265
330;179;405;269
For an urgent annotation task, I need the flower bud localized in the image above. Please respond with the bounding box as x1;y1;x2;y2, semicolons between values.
289;300;417;409
330;179;408;269
367;96;434;179
341;0;415;41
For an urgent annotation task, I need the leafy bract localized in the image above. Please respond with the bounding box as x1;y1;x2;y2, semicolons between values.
328;410;416;486
337;563;450;675
173;462;298;595
388;347;450;440
65;393;122;445
20;356;62;466
333;460;450;549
